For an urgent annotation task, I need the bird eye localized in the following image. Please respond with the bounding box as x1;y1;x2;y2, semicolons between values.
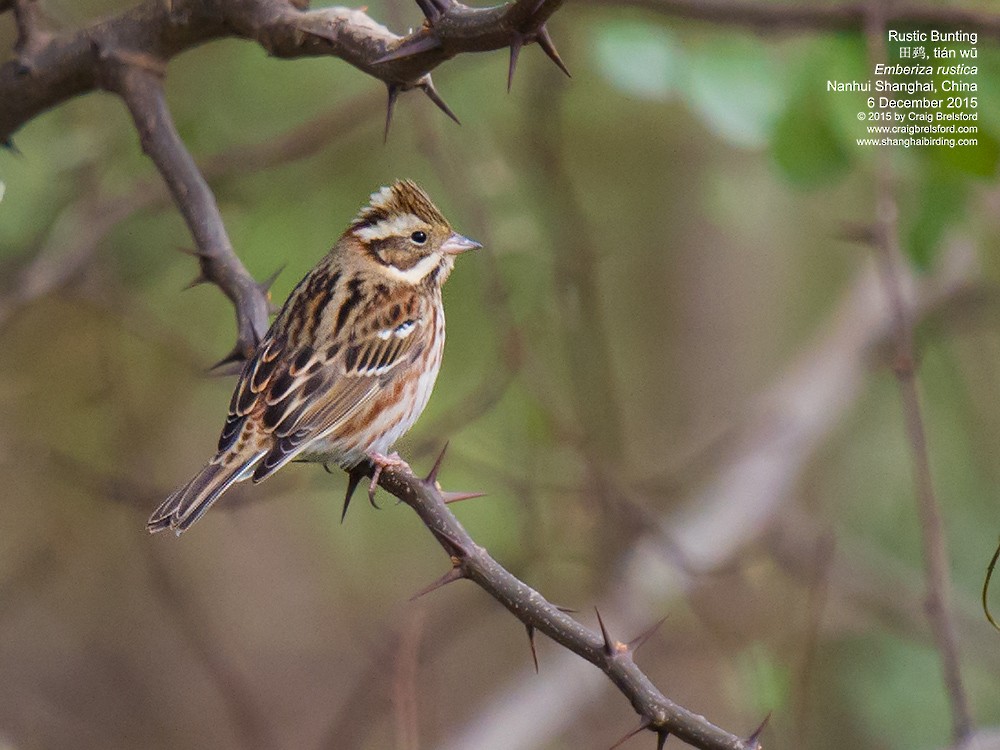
410;230;427;245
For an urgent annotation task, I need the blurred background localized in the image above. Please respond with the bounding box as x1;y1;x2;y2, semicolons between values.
2;1;1000;748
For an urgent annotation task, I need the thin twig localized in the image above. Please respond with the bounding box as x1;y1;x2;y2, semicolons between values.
0;90;383;339
110;63;271;363
11;0;50;70
770;510;1000;675
864;11;972;743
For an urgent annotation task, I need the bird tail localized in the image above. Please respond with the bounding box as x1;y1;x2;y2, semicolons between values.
147;452;264;535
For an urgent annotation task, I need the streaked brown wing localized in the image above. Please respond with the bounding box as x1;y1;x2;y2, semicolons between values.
245;295;431;480
217;334;288;453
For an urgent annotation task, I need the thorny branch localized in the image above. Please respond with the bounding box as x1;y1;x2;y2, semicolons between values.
864;12;971;745
0;89;383;336
369;451;764;750
0;0;566;143
110;64;273;363
0;0;568;359
4;0;998;747
428;245;980;750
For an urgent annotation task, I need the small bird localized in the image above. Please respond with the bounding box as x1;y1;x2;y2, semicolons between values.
148;180;479;534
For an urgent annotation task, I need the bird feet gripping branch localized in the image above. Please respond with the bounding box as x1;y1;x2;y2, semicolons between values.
367;450;408;504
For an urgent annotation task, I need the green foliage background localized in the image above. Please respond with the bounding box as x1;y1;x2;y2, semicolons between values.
1;2;999;749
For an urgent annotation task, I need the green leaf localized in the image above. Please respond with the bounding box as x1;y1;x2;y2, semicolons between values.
592;21;681;101
681;36;786;148
768;34;864;185
904;171;967;270
771;90;851;185
930;128;1000;178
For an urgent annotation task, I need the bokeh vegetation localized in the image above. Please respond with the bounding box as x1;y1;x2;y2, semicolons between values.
1;1;999;749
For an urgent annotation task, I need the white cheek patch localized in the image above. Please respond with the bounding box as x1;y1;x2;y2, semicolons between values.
380;253;442;284
353;213;425;242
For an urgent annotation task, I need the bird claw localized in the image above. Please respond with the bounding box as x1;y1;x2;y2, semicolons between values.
367;451;407;505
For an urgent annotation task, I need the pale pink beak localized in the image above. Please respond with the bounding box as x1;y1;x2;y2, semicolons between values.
442;232;481;255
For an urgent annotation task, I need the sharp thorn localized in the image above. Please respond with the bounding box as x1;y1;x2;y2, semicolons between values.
384;83;400;143
373;33;442;65
507;36;523;92
424;441;449;486
555;604;577;614
419;77;460;125
536;25;571;78
177;246;197;256
341;465;367;523
413;0;452;20
595;607;615;656
525;623;539;673
258;265;284;295
609;718;652;750
183;273;210;290
745;712;771;749
429;525;469;559
209;344;247;371
441;490;486;504
414;0;440;21
627;616;667;654
410;565;464;600
298;25;339;44
656;729;669;750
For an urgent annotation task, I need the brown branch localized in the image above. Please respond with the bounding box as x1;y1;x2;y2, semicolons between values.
0;0;565;143
371;456;760;750
11;0;51;69
0;89;382;340
864;13;972;744
108;63;272;362
872;184;973;743
0;0;566;358
580;0;1000;37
